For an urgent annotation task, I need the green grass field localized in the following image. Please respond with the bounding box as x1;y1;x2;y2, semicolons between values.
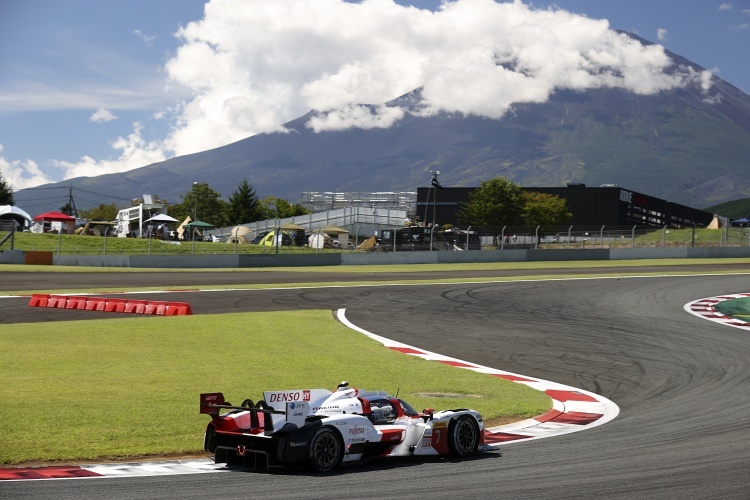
4;231;341;256
0;310;550;466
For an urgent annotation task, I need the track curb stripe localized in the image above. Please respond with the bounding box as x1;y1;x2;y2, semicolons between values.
335;308;620;449
684;293;750;330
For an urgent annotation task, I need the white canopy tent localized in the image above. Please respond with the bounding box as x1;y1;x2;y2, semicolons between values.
144;214;178;223
0;205;33;228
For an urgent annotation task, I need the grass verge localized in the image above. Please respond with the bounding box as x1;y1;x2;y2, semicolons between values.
0;310;550;466
714;297;750;321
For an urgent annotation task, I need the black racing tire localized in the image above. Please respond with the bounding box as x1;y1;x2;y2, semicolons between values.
241;399;255;408
204;423;218;453
255;400;269;409
306;426;343;472
447;415;479;457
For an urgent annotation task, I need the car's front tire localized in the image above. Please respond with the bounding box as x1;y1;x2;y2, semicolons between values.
307;427;342;472
448;415;479;457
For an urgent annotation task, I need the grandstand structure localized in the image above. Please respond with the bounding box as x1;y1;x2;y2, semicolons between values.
301;192;416;213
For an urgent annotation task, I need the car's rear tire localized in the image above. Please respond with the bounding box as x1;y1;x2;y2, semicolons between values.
204;423;218;453
448;415;479;457
307;427;342;472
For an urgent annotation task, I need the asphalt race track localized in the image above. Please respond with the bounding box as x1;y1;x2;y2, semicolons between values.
2;265;750;498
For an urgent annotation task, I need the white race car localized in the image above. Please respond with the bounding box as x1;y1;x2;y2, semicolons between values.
200;381;485;472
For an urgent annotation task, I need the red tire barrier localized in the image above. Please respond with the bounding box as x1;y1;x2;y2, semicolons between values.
123;299;148;314
85;297;107;311
144;301;169;315
104;298;128;313
46;295;69;309
166;302;193;316
65;296;89;310
28;295;192;316
28;294;49;307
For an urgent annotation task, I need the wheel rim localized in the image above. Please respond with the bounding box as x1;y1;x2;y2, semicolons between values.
313;431;339;469
455;418;477;453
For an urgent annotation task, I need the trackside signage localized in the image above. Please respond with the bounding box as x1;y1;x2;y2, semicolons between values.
619;189;647;207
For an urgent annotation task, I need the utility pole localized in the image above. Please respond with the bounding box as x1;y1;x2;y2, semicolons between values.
68;184;78;218
430;170;441;251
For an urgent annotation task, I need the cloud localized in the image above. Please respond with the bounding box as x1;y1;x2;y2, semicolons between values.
50;123;167;180
160;0;704;144
306;104;405;132
719;3;732;11
657;28;668;41
699;69;722;104
132;29;156;47
44;0;711;181
0;80;174;113
90;107;118;123
0;144;55;190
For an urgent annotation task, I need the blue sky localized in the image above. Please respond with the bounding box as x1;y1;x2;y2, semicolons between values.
1;0;748;204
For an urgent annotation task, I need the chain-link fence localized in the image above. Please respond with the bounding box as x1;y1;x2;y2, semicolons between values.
373;224;749;252
6;222;749;256
475;225;743;250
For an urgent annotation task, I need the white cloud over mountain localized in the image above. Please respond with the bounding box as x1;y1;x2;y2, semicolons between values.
162;0;709;155
0;145;54;190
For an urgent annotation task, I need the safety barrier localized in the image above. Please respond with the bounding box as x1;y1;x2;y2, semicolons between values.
27;294;192;316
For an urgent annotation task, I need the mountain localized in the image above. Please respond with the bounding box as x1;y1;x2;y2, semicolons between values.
14;34;750;215
704;198;750;220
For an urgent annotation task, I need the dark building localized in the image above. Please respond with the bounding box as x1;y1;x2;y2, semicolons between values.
416;185;713;229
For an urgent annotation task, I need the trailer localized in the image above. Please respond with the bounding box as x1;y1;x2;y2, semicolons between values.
114;195;169;238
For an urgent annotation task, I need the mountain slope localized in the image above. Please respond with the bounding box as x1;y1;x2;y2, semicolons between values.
14;36;750;214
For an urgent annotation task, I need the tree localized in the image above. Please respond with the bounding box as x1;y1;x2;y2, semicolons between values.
59;202;75;216
227;178;261;225
521;191;571;226
259;196;311;220
457;177;525;227
168;183;229;228
0;171;13;205
79;203;119;221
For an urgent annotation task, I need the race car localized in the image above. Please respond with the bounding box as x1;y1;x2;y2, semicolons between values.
200;381;485;472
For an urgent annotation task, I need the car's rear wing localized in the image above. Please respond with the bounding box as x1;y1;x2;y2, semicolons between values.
200;392;285;416
201;393;313;434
